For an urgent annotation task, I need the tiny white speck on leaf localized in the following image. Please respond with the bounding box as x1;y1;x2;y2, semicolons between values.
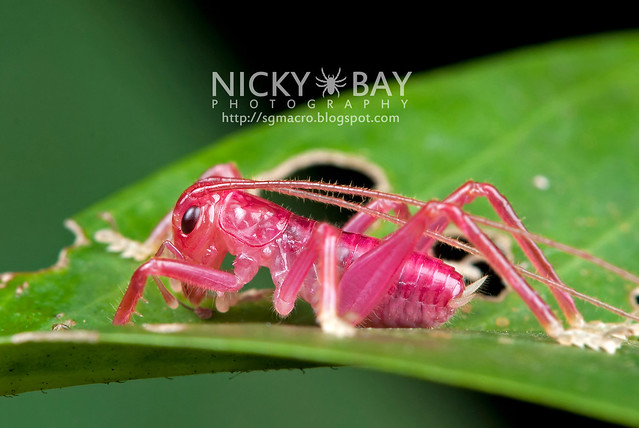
532;175;550;190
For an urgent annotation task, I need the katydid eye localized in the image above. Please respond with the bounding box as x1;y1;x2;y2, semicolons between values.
181;206;201;234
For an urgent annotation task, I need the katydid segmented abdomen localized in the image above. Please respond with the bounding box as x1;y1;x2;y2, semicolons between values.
264;216;465;328
363;255;464;328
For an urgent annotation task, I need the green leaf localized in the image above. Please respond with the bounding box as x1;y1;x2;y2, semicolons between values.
3;32;639;425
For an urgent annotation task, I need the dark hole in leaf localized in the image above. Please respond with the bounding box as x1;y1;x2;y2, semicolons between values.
432;235;508;300
471;261;507;298
263;164;376;227
631;287;639;309
432;236;472;261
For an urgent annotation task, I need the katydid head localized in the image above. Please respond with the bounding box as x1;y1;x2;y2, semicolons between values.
172;186;228;268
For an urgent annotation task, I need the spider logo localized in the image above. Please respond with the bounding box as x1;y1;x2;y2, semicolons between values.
316;68;347;97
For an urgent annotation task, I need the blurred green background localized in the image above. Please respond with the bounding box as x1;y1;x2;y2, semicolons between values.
0;2;630;426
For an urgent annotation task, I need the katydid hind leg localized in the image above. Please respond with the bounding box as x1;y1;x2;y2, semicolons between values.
337;210;429;324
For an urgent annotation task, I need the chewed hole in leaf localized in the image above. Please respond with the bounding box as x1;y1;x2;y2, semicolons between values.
471;261;508;299
432;234;509;301
432;235;473;261
257;151;385;226
630;287;639;310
